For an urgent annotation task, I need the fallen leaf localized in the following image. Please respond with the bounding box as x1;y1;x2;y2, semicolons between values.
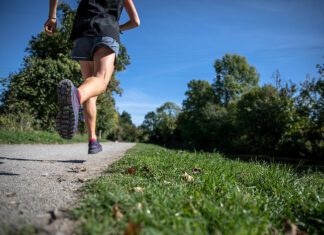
113;203;124;221
69;167;86;173
192;167;202;175
282;217;308;235
124;221;144;235
126;167;136;175
182;172;194;182
8;201;16;205
137;203;142;210
78;178;89;183
132;187;144;193
163;180;171;185
6;192;16;197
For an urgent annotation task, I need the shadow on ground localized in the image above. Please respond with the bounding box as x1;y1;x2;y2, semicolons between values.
0;156;85;164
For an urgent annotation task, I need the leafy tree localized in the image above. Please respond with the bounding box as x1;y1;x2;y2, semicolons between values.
235;84;297;155
177;80;227;150
182;80;215;113
298;63;324;128
108;111;138;142
213;53;259;105
282;62;324;158
0;2;130;134
120;111;132;124
140;102;180;145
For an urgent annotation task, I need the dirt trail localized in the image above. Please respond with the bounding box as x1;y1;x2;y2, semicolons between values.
0;142;135;234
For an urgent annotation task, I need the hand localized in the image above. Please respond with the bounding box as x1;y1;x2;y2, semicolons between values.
44;18;57;35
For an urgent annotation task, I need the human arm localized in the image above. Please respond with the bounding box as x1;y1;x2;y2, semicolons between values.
119;0;140;32
44;0;59;35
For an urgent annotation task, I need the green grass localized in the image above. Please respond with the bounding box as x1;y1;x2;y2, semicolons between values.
0;129;108;144
73;144;324;235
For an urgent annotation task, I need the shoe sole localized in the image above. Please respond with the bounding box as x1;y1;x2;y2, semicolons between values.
56;79;77;139
88;147;103;154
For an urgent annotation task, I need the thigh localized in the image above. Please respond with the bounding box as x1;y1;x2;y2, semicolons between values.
93;47;116;81
79;61;94;80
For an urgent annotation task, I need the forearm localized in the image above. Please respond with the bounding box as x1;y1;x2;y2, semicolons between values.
119;20;140;32
49;0;58;18
121;0;140;32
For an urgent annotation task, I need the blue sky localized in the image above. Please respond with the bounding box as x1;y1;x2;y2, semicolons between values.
0;0;323;125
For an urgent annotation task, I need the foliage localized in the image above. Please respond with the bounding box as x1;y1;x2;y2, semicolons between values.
213;53;260;106
0;108;37;132
182;80;215;113
235;84;296;155
177;80;236;151
139;55;323;159
140;102;180;146
0;2;130;136
108;111;138;142
96;92;119;138
73;144;324;234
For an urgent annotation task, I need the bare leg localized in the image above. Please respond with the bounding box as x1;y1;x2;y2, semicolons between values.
78;47;116;104
79;61;97;140
79;47;115;140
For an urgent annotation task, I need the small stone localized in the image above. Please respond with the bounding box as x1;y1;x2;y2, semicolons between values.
6;192;17;197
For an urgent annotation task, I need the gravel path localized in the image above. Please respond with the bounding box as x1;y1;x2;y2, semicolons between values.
0;142;135;234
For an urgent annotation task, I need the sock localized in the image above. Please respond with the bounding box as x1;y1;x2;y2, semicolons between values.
90;138;97;142
77;88;82;104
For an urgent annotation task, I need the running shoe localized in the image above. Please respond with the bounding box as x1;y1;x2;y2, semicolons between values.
88;139;103;154
56;79;81;139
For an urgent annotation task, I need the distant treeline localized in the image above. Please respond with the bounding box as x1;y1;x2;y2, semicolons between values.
137;54;324;159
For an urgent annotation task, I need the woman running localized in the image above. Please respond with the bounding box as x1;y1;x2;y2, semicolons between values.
44;0;140;153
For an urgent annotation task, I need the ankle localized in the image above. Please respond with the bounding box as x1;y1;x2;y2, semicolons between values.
89;137;97;142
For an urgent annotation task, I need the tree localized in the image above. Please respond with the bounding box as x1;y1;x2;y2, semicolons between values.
236;84;297;155
213;53;259;106
140;102;180;145
285;62;324;158
108;111;138;142
182;80;215;113
177;80;215;149
0;2;130;134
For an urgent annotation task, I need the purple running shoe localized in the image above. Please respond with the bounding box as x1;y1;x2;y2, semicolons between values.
88;139;103;154
56;79;81;139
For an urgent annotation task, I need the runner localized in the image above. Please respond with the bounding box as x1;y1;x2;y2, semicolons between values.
44;0;140;154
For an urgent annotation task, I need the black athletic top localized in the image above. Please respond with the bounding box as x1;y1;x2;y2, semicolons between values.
70;0;124;44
